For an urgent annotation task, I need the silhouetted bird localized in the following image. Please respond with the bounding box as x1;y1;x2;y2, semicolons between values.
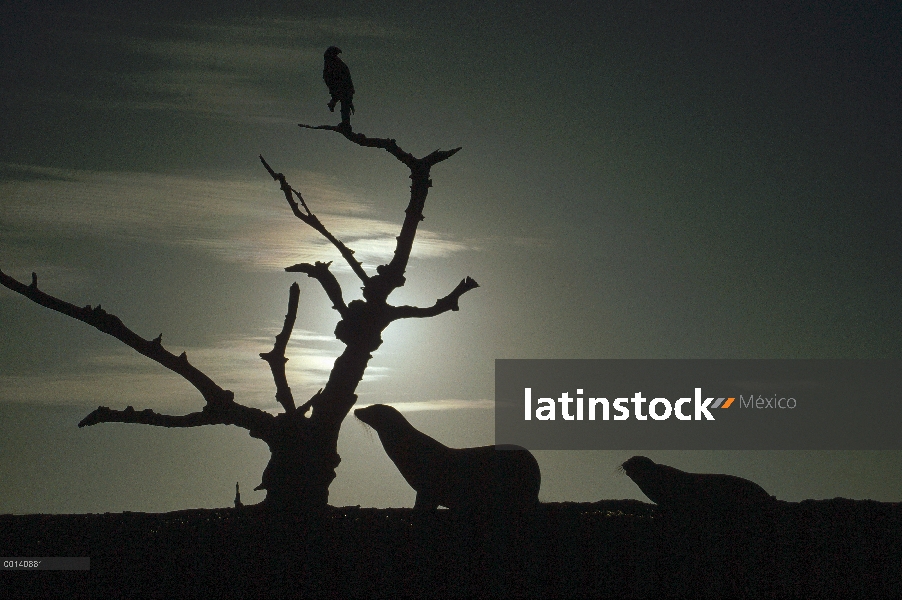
323;46;355;127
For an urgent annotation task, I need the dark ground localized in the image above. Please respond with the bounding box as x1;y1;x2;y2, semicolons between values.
2;499;899;599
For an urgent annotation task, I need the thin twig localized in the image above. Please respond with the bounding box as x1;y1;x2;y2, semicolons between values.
259;155;369;283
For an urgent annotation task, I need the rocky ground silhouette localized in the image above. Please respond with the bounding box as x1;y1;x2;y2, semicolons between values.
3;498;900;598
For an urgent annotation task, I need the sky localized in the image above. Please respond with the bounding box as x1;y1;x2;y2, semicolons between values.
1;1;900;514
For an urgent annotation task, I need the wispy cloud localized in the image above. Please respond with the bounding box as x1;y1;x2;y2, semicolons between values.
0;372;201;411
355;399;494;412
110;17;408;123
0;164;471;273
164;16;409;52
14;11;411;123
0;329;386;412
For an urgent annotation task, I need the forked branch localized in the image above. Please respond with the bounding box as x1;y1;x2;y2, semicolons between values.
297;124;461;170
388;276;480;320
297;124;462;302
0;269;230;406
259;155;368;282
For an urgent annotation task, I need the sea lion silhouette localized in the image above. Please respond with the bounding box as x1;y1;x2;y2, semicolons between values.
355;404;541;513
621;456;775;511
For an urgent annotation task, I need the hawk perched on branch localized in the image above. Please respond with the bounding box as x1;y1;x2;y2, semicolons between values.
323;46;355;126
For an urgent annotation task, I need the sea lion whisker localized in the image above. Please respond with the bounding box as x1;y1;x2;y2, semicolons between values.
354;415;376;441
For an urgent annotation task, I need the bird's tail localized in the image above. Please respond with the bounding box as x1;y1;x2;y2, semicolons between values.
349;101;355;115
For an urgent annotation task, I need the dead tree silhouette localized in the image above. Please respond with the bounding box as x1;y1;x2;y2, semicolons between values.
0;90;475;512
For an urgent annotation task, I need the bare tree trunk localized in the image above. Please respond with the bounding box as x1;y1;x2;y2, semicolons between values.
254;344;372;511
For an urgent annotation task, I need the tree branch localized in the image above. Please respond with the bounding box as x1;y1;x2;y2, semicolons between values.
284;261;348;317
259;155;369;283
295;124;466;311
297;125;463;302
0;269;231;406
388;276;479;320
259;282;300;413
421;146;464;168
77;402;274;438
297;124;461;170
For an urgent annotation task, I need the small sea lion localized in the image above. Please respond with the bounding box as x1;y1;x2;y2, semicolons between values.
354;404;541;513
620;456;775;511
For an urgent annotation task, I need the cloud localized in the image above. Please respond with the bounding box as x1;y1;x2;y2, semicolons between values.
167;16;409;49
110;17;409;123
127;69;296;124
0;330;366;412
0;164;471;273
355;399;494;412
21;11;412;123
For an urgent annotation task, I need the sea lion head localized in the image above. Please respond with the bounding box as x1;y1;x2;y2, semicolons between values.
620;455;657;478
619;456;670;505
354;404;406;432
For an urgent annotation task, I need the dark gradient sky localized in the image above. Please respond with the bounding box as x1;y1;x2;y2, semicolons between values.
1;2;900;513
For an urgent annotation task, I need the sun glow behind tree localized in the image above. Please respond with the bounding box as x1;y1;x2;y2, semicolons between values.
1;3;900;513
